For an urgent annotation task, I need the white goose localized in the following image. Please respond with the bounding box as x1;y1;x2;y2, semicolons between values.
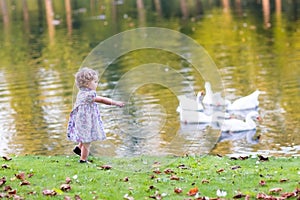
176;95;212;124
200;82;261;111
221;111;261;132
202;82;226;106
226;90;261;111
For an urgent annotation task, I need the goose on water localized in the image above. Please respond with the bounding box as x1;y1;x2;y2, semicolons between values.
220;111;261;133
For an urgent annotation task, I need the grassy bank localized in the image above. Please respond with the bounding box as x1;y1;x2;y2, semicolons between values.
0;155;299;199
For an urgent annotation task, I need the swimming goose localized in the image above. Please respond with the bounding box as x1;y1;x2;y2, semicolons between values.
221;111;261;132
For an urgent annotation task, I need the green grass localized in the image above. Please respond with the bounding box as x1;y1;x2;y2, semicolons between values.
0;155;299;199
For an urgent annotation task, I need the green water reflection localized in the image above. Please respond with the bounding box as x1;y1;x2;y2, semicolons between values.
0;0;299;156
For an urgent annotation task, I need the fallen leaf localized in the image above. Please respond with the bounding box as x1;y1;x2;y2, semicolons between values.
239;156;249;160
258;155;269;161
27;191;37;195
164;168;174;174
170;175;180;180
174;188;182;194
0;177;6;186
177;164;188;169
123;177;129;182
279;178;289;182
99;165;112;170
233;193;246;198
8;189;17;195
201;179;210;184
153;168;161;174
75;194;82;200
42;189;57;196
4;185;12;191
259;180;266;186
149;175;156;179
65;177;72;184
187;187;198;196
60;184;71;192
27;173;34;178
281;192;296;198
20;180;30;186
216;168;224;173
149;185;156;190
269;187;282;193
231;165;241;170
15;172;25;180
1;164;9;169
2;156;12;161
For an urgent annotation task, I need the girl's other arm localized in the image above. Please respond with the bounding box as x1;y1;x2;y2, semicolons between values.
94;96;125;107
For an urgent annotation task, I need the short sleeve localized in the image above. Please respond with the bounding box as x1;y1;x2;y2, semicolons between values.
86;90;96;103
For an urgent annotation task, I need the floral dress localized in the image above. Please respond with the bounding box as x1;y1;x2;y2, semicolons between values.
67;87;106;143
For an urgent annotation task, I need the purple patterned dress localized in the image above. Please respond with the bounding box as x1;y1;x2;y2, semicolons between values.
67;87;106;143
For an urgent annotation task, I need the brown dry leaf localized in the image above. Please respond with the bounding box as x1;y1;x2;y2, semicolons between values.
269;187;282;193
170;175;180;180
123;177;129;182
231;165;241;170
4;185;12;191
15;172;25;180
232;193;246;198
65;177;72;184
2;156;12;161
42;189;57;196
60;184;71;192
20;180;30;186
281;192;296;198
187;187;198;196
8;189;17;195
216;168;224;173
0;177;6;186
27;173;34;178
177;164;188;169
174;187;182;194
259;180;266;186
99;165;112;170
153;168;161;174
64;196;72;200
201;179;210;184
27;191;37;195
258;155;269;161
239;156;249;160
1;164;10;169
163;168;174;174
279;178;289;183
149;185;156;190
75;194;82;200
149;175;156;179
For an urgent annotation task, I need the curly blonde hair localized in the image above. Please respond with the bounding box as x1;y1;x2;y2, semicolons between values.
75;67;99;88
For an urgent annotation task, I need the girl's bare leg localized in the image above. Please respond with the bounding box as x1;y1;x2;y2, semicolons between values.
80;143;90;161
78;142;83;150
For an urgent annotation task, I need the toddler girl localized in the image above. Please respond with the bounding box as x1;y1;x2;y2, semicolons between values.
67;67;124;163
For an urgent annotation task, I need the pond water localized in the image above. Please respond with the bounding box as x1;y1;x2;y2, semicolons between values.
0;0;299;158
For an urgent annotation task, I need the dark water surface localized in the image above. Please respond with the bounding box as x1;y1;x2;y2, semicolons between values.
0;1;299;157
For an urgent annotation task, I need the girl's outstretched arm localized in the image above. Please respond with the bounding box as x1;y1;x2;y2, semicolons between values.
94;96;125;107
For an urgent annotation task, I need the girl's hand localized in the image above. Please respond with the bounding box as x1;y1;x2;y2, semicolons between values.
115;101;125;107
